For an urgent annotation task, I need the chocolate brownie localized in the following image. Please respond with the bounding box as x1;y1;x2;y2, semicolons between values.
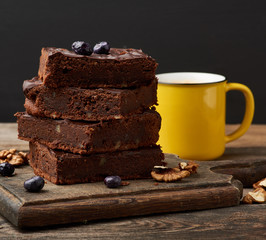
38;47;158;88
16;110;161;154
23;77;158;121
29;142;164;184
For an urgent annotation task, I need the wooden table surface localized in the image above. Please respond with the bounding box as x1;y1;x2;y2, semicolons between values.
0;124;265;239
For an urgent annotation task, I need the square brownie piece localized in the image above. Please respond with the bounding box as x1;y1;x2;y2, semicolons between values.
29;142;165;184
38;47;158;88
23;77;158;121
16;110;161;154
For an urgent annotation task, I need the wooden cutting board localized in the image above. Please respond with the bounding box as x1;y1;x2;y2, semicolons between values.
1;153;265;229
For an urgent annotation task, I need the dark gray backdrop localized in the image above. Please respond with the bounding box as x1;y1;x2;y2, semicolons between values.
1;0;266;123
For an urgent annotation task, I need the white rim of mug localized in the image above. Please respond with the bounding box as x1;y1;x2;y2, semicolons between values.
156;72;226;85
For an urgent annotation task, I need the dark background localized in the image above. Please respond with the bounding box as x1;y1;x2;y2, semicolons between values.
1;0;266;123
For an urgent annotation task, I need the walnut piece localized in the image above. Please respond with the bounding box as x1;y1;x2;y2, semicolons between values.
249;188;266;203
0;149;28;166
151;161;199;183
179;161;199;173
242;194;253;204
242;177;266;204
151;166;190;182
0;150;9;159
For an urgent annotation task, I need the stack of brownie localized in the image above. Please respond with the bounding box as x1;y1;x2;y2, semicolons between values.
16;47;164;184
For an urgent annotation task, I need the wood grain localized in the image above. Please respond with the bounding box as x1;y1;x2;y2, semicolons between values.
0;123;28;151
0;204;265;239
224;124;266;148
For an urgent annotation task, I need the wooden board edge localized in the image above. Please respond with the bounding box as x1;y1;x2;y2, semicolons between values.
210;159;266;187
231;178;243;199
18;184;241;228
0;185;22;227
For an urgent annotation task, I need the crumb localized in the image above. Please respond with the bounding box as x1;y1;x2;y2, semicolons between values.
121;181;130;186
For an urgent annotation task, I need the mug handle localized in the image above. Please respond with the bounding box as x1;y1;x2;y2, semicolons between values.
225;83;255;143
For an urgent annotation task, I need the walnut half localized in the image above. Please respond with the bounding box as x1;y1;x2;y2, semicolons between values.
152;160;200;182
0;149;28;166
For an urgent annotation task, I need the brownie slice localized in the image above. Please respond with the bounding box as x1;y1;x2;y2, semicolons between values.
16;110;161;154
23;77;158;121
38;47;158;88
29;142;165;184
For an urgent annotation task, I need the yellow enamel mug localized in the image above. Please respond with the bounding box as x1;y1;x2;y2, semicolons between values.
156;72;255;161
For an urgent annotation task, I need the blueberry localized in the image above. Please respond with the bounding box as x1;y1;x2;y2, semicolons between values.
93;41;110;54
24;176;45;192
72;41;93;56
104;176;121;188
0;162;15;177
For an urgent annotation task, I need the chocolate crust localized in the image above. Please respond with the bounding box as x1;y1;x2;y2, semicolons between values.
23;77;158;121
16;110;161;154
38;47;158;88
29;142;165;184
